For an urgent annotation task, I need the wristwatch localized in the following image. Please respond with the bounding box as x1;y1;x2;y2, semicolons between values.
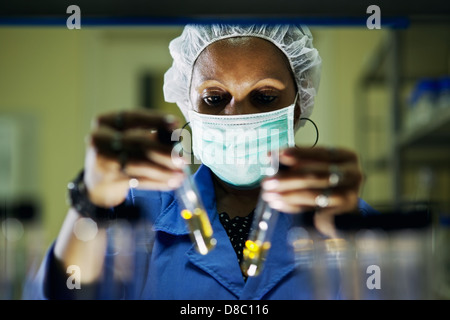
67;170;115;223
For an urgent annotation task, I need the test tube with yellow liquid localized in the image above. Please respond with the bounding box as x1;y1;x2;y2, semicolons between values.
241;197;279;277
241;150;281;277
177;166;216;255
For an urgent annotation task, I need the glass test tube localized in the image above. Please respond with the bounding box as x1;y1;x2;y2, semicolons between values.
177;165;216;255
241;196;279;277
241;151;281;277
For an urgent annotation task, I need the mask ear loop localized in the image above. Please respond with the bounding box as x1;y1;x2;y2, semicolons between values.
296;118;319;148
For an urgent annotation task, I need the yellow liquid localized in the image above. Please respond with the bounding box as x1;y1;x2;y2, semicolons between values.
241;240;271;277
181;208;216;254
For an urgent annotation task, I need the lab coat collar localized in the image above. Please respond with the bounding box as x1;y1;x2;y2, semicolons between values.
152;164;249;297
186;215;247;297
152;164;296;299
187;209;297;299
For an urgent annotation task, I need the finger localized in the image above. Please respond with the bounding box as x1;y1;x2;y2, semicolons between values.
88;179;132;206
88;148;127;175
124;161;185;184
146;150;185;171
262;189;358;212
276;159;330;174
94;110;179;131
89;151;184;192
121;130;173;154
263;163;362;192
263;189;319;208
281;146;358;164
266;200;307;214
90;127;173;160
313;209;339;238
262;175;330;192
127;177;184;191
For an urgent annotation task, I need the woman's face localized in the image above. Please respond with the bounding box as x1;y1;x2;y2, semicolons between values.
190;37;300;121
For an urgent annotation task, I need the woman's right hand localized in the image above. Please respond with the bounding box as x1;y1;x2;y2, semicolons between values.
83;110;186;208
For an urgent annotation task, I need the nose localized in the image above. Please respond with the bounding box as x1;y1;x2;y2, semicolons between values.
220;98;259;116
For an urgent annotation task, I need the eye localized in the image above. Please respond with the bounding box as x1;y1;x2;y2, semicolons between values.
203;95;224;105
252;89;279;105
202;90;229;107
255;94;277;103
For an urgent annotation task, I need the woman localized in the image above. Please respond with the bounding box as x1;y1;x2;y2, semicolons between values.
29;24;375;300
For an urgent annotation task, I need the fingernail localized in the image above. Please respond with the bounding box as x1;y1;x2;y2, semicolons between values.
269;200;285;210
171;155;187;168
262;192;280;202
168;174;184;188
281;148;294;155
164;114;177;124
164;115;179;130
280;149;297;160
262;179;279;190
167;178;181;188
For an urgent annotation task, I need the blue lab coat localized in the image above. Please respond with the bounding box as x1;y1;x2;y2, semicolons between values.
27;164;377;300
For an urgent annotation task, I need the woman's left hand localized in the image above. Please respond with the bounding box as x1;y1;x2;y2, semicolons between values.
261;146;363;238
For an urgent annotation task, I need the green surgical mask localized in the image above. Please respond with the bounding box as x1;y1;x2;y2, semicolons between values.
188;98;296;189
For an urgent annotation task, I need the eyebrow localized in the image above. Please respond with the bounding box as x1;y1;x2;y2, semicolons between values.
195;78;287;93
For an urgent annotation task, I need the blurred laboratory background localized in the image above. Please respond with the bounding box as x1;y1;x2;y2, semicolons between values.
1;20;449;299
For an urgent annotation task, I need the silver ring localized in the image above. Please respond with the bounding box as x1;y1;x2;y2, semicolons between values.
129;178;139;188
329;164;342;187
315;193;330;208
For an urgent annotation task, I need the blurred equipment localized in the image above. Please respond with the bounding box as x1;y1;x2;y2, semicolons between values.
1;200;42;300
289;207;436;299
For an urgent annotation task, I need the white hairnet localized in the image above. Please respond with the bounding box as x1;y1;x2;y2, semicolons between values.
163;24;322;123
